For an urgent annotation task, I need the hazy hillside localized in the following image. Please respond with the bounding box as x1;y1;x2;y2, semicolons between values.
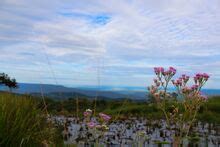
1;83;220;100
13;83;131;99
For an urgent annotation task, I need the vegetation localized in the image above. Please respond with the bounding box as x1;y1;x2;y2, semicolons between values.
40;95;220;124
0;73;18;91
198;96;220;123
148;67;210;145
0;92;63;146
0;91;219;146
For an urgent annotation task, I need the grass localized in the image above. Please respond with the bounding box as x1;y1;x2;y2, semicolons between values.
42;95;220;124
0;92;63;146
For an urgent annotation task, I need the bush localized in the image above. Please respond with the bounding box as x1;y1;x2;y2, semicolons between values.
0;92;63;146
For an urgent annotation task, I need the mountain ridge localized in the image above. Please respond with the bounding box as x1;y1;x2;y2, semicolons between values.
1;83;220;100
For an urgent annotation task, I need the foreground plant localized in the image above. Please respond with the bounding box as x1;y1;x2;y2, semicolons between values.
0;93;62;146
83;109;111;145
148;67;209;146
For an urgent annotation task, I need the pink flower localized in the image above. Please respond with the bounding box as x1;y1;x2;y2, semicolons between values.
83;111;90;117
154;67;164;75
196;73;202;78
99;113;111;122
159;67;164;73
153;93;160;101
202;73;209;79
83;109;92;117
162;71;169;76
87;121;96;128
194;76;198;84
177;79;182;86
182;74;186;78
169;67;177;74
154;67;159;75
191;85;199;90
194;73;210;83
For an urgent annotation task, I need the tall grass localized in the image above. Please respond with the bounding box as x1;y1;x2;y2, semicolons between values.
0;92;63;146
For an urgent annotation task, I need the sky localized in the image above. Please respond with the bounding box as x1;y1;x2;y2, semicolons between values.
0;0;220;89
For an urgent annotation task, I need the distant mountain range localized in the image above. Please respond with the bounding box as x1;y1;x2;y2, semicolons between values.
1;83;220;100
14;83;147;100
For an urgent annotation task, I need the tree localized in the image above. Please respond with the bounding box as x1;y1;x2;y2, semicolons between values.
0;73;18;91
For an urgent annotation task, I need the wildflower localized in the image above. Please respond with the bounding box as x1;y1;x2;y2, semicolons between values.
86;109;92;112
154;92;160;98
83;109;92;117
182;74;186;78
99;113;111;122
169;67;177;75
154;67;164;75
83;111;90;117
191;85;199;91
149;86;157;94
194;76;198;84
176;79;182;86
203;73;209;80
162;71;169;76
154;67;159;75
196;73;202;78
185;76;190;81
87;121;96;128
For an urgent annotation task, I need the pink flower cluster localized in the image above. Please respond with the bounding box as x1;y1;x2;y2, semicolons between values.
154;67;164;75
154;67;176;76
83;109;111;130
149;67;210;138
87;121;96;128
172;73;210;94
149;67;210;103
99;113;111;122
172;74;190;87
191;84;199;91
194;73;209;84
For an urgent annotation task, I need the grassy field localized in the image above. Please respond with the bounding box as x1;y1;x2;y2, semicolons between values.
41;94;220;124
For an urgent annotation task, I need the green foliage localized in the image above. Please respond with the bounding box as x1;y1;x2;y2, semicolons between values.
197;96;220;123
42;95;220;124
0;73;18;90
0;93;63;146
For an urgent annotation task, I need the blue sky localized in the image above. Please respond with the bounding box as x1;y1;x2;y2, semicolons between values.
0;0;220;89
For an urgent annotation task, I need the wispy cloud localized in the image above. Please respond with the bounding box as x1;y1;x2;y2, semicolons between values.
0;0;220;88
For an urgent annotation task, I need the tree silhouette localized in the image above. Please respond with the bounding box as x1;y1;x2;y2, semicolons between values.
0;73;18;92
